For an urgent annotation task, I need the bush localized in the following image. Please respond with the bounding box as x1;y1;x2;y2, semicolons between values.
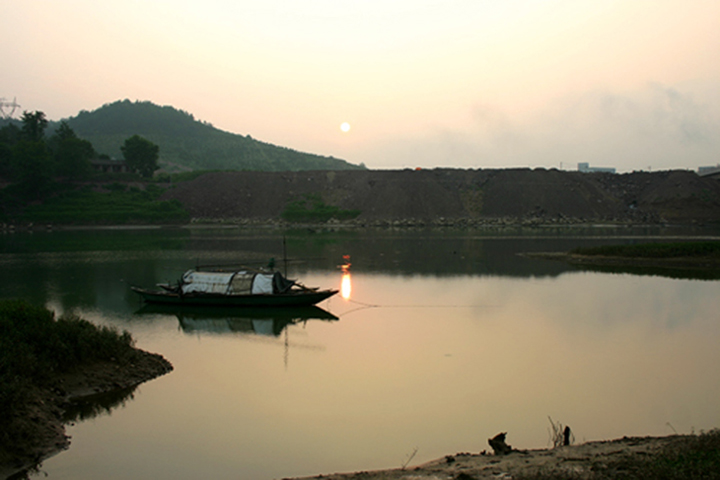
0;300;135;399
0;300;138;460
282;194;360;223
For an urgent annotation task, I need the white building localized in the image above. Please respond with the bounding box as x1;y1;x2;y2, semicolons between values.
578;162;616;174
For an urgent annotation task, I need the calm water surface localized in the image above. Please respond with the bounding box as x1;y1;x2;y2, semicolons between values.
1;227;719;479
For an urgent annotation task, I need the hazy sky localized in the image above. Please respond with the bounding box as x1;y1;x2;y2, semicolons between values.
2;1;719;172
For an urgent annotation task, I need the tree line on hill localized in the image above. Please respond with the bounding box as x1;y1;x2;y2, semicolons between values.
65;100;364;172
0;111;160;201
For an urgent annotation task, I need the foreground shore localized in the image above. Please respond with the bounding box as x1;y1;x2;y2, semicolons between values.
287;434;709;480
0;349;173;479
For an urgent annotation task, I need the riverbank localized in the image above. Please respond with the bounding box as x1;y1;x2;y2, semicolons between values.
0;300;173;479
0;348;172;479
287;432;719;479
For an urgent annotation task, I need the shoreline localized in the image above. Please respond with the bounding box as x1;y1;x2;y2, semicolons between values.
2;218;719;233
285;434;699;480
0;349;173;479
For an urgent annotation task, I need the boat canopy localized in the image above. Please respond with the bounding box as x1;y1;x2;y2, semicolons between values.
180;270;294;295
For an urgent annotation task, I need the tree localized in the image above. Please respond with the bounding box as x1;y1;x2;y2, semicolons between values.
0;123;20;179
13;139;53;199
121;135;159;178
20;111;48;142
10;112;54;198
50;121;95;179
53;121;77;141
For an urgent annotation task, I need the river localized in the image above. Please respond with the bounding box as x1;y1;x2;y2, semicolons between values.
1;226;719;479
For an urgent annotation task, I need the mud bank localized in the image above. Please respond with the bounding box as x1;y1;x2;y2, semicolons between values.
286;434;704;480
0;349;172;479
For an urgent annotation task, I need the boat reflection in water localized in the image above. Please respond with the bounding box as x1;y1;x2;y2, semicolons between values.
135;304;338;337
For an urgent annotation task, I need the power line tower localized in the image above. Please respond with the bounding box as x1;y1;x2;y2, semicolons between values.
0;97;21;119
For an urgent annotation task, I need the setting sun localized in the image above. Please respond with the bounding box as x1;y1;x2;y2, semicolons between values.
340;122;351;133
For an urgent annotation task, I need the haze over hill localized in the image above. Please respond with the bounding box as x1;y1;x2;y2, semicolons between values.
63;100;364;172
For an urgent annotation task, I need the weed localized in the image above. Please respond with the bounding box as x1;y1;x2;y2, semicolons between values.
401;446;418;470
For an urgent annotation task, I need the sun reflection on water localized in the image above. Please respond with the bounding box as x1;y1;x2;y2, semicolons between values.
340;255;351;300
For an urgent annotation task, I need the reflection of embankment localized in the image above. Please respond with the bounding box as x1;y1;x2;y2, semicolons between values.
63;385;138;423
525;252;720;280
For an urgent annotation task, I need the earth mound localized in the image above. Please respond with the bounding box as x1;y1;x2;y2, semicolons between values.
161;168;720;225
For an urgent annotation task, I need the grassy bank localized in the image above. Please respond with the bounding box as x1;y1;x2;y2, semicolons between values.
4;183;189;225
0;300;140;463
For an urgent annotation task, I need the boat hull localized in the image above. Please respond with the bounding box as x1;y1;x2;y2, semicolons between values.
131;286;338;307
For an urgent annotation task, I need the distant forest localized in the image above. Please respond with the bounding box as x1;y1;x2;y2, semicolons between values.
63;100;364;172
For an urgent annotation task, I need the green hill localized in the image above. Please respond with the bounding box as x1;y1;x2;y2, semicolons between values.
63;100;364;172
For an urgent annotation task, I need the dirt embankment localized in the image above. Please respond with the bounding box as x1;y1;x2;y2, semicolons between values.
161;168;720;225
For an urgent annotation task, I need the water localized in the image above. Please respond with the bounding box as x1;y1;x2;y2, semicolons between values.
1;226;719;479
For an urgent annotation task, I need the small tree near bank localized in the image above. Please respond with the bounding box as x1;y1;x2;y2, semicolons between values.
121;135;159;178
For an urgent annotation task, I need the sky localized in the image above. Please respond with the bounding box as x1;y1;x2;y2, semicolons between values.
2;0;719;172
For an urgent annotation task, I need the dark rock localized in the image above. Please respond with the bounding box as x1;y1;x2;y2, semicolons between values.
488;432;513;455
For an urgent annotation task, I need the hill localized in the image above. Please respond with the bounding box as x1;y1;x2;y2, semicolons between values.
63;100;364;172
161;168;720;225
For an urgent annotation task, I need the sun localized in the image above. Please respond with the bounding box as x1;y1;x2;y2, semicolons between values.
340;122;351;133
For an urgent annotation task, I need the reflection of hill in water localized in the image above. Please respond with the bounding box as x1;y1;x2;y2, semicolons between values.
282;232;720;280
289;236;622;278
178;229;720;279
2;229;718;319
135;305;338;337
572;263;720;281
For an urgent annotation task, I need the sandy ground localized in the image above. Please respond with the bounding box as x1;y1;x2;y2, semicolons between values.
286;435;687;480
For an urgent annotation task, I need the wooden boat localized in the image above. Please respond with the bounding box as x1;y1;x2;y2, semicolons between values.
131;268;338;307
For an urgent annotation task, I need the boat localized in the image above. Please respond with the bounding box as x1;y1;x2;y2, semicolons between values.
131;268;338;307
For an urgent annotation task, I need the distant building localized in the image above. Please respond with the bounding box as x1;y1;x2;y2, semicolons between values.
698;164;720;178
91;159;130;174
578;162;616;174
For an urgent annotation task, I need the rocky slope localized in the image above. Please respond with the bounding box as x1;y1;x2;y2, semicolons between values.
161;168;720;225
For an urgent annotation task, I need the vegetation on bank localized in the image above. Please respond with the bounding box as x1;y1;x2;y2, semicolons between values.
0;109;179;224
571;241;720;259
519;429;720;479
15;183;189;224
281;193;361;223
0;300;138;457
